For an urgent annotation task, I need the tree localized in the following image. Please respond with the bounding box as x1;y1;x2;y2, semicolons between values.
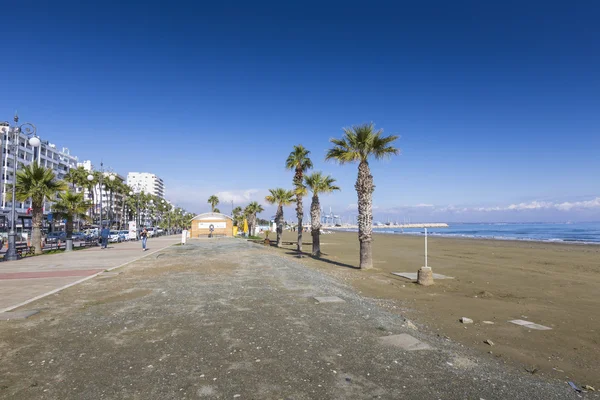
213;207;221;213
265;188;295;247
52;191;91;251
304;172;340;256
15;162;66;254
208;195;219;212
244;201;265;236
232;206;243;227
326;123;399;269
285;145;313;252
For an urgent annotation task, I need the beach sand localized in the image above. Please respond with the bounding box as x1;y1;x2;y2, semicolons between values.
272;230;600;387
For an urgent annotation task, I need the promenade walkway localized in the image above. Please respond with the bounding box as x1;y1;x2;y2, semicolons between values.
0;239;574;399
0;236;178;312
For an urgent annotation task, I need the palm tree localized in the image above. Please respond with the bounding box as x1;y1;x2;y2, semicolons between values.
244;201;265;236
265;188;295;247
52;191;91;251
304;172;340;256
207;195;219;212
285;145;313;252
15;162;66;255
326;123;399;269
213;207;221;213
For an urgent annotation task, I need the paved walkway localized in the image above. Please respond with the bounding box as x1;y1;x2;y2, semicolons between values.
0;239;577;399
0;236;178;312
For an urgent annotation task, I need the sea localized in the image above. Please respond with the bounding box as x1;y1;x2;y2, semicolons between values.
339;222;600;244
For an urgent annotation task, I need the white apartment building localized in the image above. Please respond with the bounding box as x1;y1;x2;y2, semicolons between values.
127;172;165;198
1;121;78;216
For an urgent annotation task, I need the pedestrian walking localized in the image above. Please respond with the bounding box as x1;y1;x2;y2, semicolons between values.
140;227;148;251
100;225;110;249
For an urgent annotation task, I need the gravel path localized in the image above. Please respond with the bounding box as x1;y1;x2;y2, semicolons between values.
0;239;585;399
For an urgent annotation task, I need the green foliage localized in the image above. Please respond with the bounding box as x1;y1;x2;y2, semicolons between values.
304;172;341;196
325;123;399;164
208;195;219;212
15;162;66;206
265;188;296;207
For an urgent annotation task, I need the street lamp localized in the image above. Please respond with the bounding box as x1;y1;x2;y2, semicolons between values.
1;114;41;261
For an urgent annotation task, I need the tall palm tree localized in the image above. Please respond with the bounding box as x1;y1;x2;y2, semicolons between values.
52;191;91;251
208;195;219;212
244;201;265;236
15;162;66;255
285;145;313;252
326;123;399;269
265;188;295;247
304;172;340;257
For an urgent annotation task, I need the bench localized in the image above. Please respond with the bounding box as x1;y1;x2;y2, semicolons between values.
15;243;35;257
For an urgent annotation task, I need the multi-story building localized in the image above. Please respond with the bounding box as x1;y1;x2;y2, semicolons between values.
127;172;165;198
1;121;79;216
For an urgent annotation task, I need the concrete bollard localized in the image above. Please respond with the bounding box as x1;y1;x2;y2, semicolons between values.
417;266;434;286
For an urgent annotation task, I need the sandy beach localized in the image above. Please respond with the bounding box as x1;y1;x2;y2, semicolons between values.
274;230;600;387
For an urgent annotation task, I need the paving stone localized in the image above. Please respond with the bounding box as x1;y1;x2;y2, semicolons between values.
314;296;345;303
378;333;433;350
392;272;454;280
0;310;40;320
509;319;552;330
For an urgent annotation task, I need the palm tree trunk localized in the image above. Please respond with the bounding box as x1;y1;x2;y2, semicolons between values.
65;218;74;252
276;204;283;247
356;160;374;269
310;194;321;256
31;205;43;255
296;194;303;252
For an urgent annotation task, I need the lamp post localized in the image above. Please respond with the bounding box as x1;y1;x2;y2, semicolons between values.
128;190;138;239
1;114;41;261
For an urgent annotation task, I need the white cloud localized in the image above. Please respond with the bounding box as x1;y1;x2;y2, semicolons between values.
164;185;269;214
414;203;434;208
215;189;264;204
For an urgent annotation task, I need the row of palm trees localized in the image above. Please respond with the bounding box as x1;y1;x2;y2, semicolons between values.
267;123;399;269
12;162;193;255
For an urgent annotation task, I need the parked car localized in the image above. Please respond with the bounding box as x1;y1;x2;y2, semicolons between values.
72;232;86;241
119;230;130;241
108;230;122;243
46;232;66;244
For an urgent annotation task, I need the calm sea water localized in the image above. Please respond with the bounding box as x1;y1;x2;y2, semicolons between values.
341;222;600;244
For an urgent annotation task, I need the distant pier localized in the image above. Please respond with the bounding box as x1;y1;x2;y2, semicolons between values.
327;223;449;229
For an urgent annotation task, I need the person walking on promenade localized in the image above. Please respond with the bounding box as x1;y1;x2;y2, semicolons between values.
100;225;110;249
140;227;148;251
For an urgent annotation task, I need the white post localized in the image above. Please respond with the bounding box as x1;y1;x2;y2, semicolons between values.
181;229;187;245
424;228;428;268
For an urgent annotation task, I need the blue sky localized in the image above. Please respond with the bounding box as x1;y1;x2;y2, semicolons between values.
1;1;599;222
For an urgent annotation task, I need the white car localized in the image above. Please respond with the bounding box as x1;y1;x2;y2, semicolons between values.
119;230;130;241
108;231;122;243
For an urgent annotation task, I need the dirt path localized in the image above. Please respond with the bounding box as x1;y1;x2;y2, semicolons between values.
0;239;583;399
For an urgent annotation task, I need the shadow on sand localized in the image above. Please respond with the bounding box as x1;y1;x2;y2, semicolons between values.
283;251;359;270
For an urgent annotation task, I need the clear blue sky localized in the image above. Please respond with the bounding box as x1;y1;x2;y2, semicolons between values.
2;1;599;222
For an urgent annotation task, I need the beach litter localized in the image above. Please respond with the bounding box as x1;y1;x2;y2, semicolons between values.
482;321;495;325
483;339;494;346
568;381;582;393
509;319;552;331
460;317;473;324
583;385;596;391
